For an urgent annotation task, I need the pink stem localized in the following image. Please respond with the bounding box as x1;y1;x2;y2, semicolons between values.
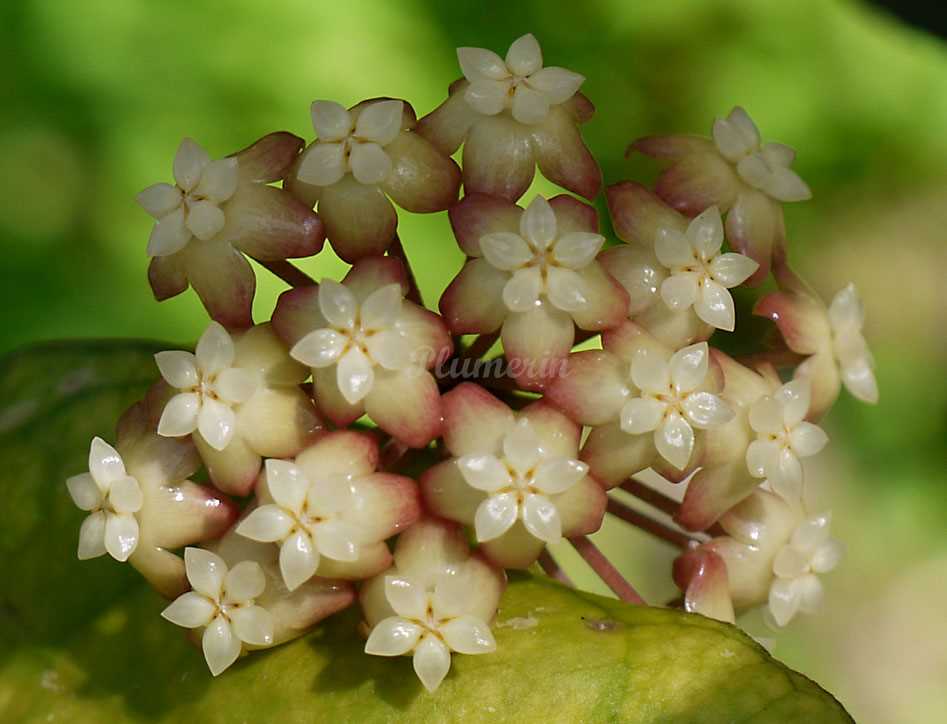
606;497;696;549
389;235;424;306
254;258;317;287
462;332;500;360
569;535;646;605
538;549;573;587
619;479;679;517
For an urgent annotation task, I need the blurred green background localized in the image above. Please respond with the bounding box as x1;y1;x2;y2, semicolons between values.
2;0;945;721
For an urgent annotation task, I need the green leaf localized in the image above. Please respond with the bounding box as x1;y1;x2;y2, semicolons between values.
0;341;852;723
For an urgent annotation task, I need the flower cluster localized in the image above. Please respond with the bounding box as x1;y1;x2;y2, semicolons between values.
67;32;877;690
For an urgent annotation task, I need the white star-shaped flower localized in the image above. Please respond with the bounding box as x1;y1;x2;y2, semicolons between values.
655;206;758;332
621;342;733;470
161;548;275;676
746;379;828;497
290;281;415;405
480;195;605;315
827;283;879;404
767;512;843;627
456;418;587;545
155;322;258;451
457;33;585;125
296;100;404;187
236;459;361;591
66;437;143;562
365;573;496;692
137;138;239;258
712;107;811;203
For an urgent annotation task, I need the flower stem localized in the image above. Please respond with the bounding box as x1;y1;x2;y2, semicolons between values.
388;235;424;306
538;549;573;587
619;479;679;517
254;258;317;287
569;535;646;605
606;497;697;549
461;332;500;360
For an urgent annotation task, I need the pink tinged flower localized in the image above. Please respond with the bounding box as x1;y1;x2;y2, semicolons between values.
745;379;828;499
654;206;758;332
360;519;504;693
237;431;420;585
631;107;810;284
66;437;143;562
420;384;606;569
768;512;843;627
417;35;599;202
156;322;258;452
274;256;451;448
621;342;733;471
672;546;735;624
161;548;275;676
441;193;626;390
288;99;461;263
142;133;325;328
827;284;879;404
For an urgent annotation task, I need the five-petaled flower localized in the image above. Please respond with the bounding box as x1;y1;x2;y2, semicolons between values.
161;547;275;676
655;206;758;332
746;379;828;498
441;193;627;390
418;34;600;201
274;256;452;448
237;430;420;588
287;99;460;262
420;384;606;569
360;518;505;692
826;284;879;405
139;133;325;328
632;106;811;283
156;321;258;452
66;437;143;562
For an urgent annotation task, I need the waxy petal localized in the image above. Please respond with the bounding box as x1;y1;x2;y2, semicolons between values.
620;397;665;435
173;138;210;192
654;412;695;470
162;591;216;629
224;560;266;602
474;493;519;542
280;531;319;591
365;617;423;656
413;636;452;693
185;547;227;599
202;615;241;676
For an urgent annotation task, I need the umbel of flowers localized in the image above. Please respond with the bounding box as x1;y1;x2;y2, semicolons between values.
65;33;878;690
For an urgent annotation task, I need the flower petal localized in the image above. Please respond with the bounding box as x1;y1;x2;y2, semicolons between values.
792;512;833;552
354;100;404;146
695;280;736;331
507;33;542;75
104;513;138;561
185;547;227;598
229;605;274;647
413;635;452;693
746;439;779;479
474;493;519;542
137;183;182;218
660;272;699;311
365;617;423;656
318;279;358;329
773;545;810;579
776;378;811;426
790;421;828;457
89;437;126;486
502;419;543;473
480;232;532;271
196;322;235;374
202;615;242;676
687;206;724;260
527;67;584;105
384;575;427;619
297;142;347;187
154;350;199;389
710;252;758;288
265;459;310;513
161;591;216;628
108;476;143;514
532;457;587;495
521;493;562;543
619;397;665;435
811;540;843;573
336;347;375;405
146;207;191;257
748;396;783;435
520;196;557;248
313;520;360;562
768;578;801;627
237;504;295;543
214;368;257;404
654;228;694;268
841;356;879;404
77;511;107;560
173;138;210;192
682;391;733;430
654;412;695;470
196;158;239;203
630;348;670;394
185;200;225;241
311;101;352;141
457;47;509;81
546;267;588;312
291;328;345;369
552;231;603;269
197;397;236;451
457;454;511;492
502;267;542;312
350;142;392;186
440;615;496;655
224;560;266;603
280;531;319;591
464;79;509;116
511;84;550;125
67;473;103;512
361;283;403;330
